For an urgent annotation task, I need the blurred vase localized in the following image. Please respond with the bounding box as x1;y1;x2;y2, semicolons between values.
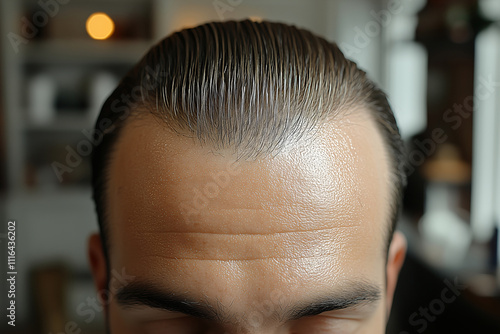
28;73;56;125
418;144;472;270
89;72;118;122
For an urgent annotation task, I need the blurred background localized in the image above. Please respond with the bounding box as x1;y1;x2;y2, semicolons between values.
0;0;499;333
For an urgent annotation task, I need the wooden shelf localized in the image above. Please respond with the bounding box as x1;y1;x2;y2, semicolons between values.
22;39;154;65
24;113;94;132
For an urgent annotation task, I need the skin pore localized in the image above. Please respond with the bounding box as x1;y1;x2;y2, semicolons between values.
88;110;406;333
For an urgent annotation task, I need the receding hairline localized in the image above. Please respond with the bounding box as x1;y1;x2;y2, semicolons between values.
124;101;369;162
105;104;393;258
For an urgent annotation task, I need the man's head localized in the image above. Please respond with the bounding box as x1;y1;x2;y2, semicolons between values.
88;20;407;333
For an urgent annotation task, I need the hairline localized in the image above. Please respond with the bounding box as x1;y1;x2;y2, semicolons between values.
100;102;399;264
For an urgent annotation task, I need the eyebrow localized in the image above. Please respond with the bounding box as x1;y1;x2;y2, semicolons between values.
115;280;382;323
287;282;381;320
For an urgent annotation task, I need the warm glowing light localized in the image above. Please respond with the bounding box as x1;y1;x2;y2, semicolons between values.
86;12;115;40
249;16;263;22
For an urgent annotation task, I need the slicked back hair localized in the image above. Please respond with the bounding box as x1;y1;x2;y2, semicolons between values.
91;20;407;276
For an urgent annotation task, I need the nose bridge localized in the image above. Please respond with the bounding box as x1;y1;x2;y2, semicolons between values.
222;262;301;331
221;316;294;334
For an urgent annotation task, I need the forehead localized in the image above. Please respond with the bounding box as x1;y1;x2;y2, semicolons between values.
107;111;390;302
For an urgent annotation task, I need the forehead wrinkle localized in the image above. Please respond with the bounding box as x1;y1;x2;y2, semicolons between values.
125;203;364;235
144;252;354;262
136;225;360;235
118;193;368;236
126;223;375;262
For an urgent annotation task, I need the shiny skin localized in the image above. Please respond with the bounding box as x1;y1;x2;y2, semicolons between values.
88;111;406;334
